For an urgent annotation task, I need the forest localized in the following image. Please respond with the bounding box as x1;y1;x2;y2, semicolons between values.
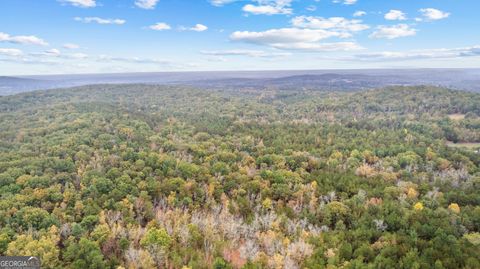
0;84;479;269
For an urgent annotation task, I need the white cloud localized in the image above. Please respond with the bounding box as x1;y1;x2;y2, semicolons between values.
149;22;171;31
0;50;90;69
0;32;48;46
60;0;96;8
200;49;291;57
242;0;293;15
30;49;89;59
231;28;342;44
352;45;480;61
333;0;357;5
243;4;291;15
211;0;293;15
306;5;317;12
187;24;208;32
209;0;237;6
353;11;366;17
291;16;369;32
419;8;450;21
42;49;61;56
135;0;159;10
370;24;417;39
63;43;80;49
385;10;407;21
273;42;362;51
230;28;362;51
74;17;126;25
28;48;89;60
1;51;193;70
0;48;23;57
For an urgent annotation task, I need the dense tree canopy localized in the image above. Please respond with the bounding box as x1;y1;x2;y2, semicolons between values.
0;84;479;268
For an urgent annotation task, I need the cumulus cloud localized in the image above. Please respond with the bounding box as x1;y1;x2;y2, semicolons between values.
242;0;293;15
419;8;450;21
230;28;362;51
333;0;357;5
59;0;96;8
211;0;293;15
370;24;417;39
0;48;23;57
291;16;369;32
181;24;208;32
231;28;343;44
135;0;159;10
243;4;290;15
385;10;407;21
209;0;237;6
74;17;126;25
353;11;366;17
0;32;48;46
149;22;171;31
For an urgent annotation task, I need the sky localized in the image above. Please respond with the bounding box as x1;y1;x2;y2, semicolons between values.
0;0;479;75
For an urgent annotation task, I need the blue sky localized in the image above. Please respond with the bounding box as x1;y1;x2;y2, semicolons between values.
0;0;479;75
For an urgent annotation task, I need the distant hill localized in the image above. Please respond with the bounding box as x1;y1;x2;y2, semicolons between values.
2;68;480;95
0;76;50;95
180;71;480;92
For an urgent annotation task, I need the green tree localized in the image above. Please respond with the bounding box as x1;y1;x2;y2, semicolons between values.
64;238;107;269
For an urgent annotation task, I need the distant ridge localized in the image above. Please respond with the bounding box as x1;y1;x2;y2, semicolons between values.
2;68;480;95
0;76;53;95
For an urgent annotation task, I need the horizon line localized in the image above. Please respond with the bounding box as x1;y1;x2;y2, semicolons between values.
8;67;480;78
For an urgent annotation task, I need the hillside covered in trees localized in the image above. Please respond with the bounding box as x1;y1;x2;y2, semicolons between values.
0;85;479;269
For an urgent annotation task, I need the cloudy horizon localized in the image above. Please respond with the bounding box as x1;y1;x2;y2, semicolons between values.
0;0;479;75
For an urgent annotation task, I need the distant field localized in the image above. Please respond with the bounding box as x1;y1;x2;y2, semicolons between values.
448;114;466;120
446;141;480;149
